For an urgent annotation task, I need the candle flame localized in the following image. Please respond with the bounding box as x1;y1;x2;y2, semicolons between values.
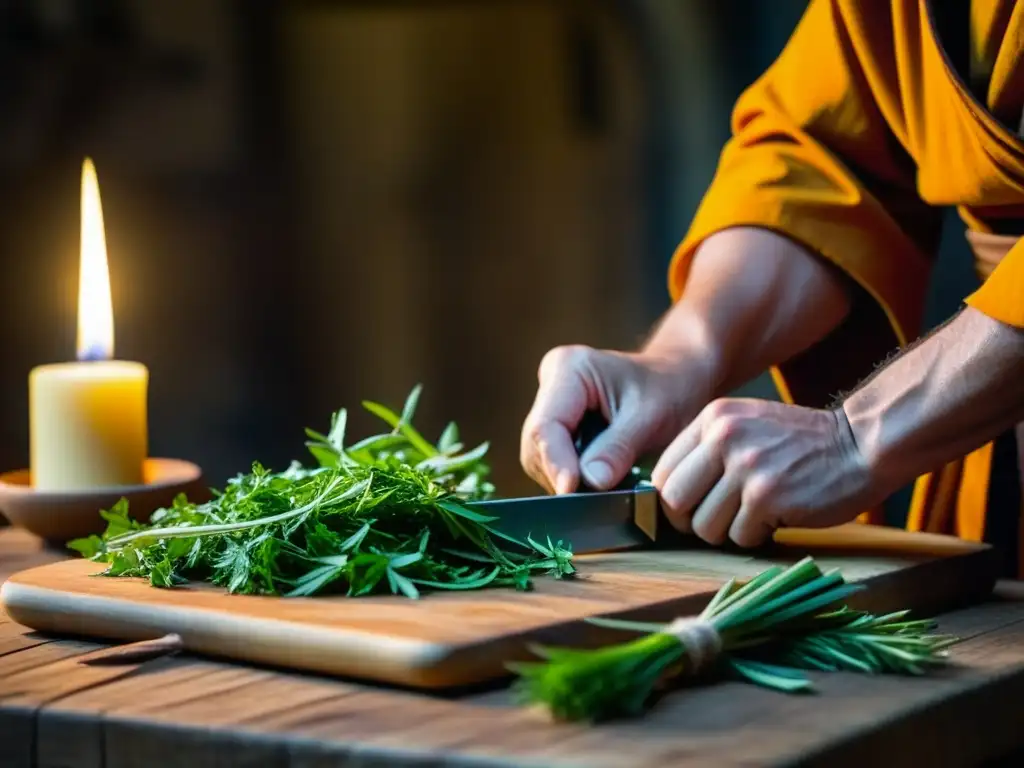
76;157;115;361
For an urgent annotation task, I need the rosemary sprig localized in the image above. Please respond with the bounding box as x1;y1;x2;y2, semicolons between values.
509;557;958;722
68;385;574;597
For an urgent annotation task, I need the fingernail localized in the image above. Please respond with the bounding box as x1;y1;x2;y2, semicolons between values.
583;460;613;489
555;469;574;495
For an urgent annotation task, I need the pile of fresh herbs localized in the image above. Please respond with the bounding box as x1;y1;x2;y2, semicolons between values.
69;385;574;598
510;556;958;722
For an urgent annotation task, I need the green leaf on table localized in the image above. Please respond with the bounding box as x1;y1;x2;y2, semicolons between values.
67;534;104;559
98;498;140;539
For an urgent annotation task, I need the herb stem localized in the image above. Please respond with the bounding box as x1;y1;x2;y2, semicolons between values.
104;476;359;552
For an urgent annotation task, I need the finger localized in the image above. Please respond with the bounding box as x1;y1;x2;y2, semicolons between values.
727;502;775;548
520;420;568;494
521;365;591;494
657;441;722;533
520;450;555;494
535;421;580;494
578;408;651;490
519;415;549;492
651;416;704;488
690;475;742;546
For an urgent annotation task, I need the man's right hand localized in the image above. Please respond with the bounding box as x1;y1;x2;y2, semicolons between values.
519;344;713;494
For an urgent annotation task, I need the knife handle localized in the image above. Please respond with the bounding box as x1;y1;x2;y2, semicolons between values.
572;409;644;492
572;409;609;458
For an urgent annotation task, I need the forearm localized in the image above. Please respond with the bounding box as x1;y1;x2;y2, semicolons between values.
643;226;853;395
843;307;1024;493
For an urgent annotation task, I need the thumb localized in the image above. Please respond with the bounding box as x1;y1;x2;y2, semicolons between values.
577;408;652;490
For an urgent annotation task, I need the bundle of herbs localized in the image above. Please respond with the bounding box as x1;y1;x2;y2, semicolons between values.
510;556;957;722
69;385;574;598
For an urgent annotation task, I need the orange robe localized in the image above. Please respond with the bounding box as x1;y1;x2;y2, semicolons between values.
667;1;1024;558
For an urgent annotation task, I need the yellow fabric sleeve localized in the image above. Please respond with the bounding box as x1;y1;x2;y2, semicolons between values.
668;0;943;409
964;240;1024;327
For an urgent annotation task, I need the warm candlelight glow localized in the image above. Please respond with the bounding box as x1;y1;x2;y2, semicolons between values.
28;156;149;491
77;157;115;362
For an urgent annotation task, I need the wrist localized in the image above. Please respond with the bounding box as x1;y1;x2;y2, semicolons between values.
842;308;1024;492
828;404;881;502
841;381;912;495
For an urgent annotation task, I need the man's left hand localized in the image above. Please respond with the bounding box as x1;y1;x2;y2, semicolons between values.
650;398;876;547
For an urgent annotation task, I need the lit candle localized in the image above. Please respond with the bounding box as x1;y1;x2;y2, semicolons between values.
28;158;149;491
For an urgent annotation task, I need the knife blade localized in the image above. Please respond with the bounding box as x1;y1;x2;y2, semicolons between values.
468;483;663;553
466;410;673;554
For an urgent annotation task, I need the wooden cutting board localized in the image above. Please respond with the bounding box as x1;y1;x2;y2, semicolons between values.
0;524;997;689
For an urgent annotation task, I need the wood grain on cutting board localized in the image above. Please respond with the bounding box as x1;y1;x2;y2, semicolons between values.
0;524;997;689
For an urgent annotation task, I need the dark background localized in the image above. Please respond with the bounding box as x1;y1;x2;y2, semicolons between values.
0;0;976;516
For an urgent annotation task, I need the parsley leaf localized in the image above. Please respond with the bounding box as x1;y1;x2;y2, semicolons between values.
68;385;575;598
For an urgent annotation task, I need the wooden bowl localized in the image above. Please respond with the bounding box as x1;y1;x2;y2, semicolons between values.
0;458;206;545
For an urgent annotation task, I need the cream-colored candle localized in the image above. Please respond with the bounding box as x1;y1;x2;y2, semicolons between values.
30;361;148;489
29;158;149;491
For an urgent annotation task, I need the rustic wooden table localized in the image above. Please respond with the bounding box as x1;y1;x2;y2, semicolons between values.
2;527;1024;768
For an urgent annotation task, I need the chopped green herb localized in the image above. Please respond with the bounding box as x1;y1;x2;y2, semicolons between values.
69;385;574;597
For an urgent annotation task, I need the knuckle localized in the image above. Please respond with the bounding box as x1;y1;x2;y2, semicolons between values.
702;398;730;423
539;344;592;381
521;417;543;447
734;447;763;472
709;414;741;444
744;475;777;510
654;482;686;527
657;483;681;513
521;420;553;470
526;421;560;461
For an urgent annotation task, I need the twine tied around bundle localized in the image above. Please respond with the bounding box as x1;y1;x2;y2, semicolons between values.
664;617;722;675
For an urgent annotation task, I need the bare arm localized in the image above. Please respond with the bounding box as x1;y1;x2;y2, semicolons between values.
644;226;853;394
843;307;1024;494
521;226;855;493
639;279;1024;550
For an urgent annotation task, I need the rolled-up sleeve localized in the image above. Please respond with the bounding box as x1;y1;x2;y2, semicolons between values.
965;244;1024;327
668;0;944;407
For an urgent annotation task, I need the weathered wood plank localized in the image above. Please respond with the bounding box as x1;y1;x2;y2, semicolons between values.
104;720;291;768
14;604;1024;768
3;529;1024;767
65;601;1024;766
0;635;115;768
33;660;250;768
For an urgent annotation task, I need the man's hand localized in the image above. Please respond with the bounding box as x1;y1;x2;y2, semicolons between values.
651;398;875;547
520;226;854;498
519;345;712;495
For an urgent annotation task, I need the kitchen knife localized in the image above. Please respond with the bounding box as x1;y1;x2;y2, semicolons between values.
466;412;986;559
467;411;675;554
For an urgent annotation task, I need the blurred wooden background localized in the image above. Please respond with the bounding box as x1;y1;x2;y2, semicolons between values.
0;0;973;510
